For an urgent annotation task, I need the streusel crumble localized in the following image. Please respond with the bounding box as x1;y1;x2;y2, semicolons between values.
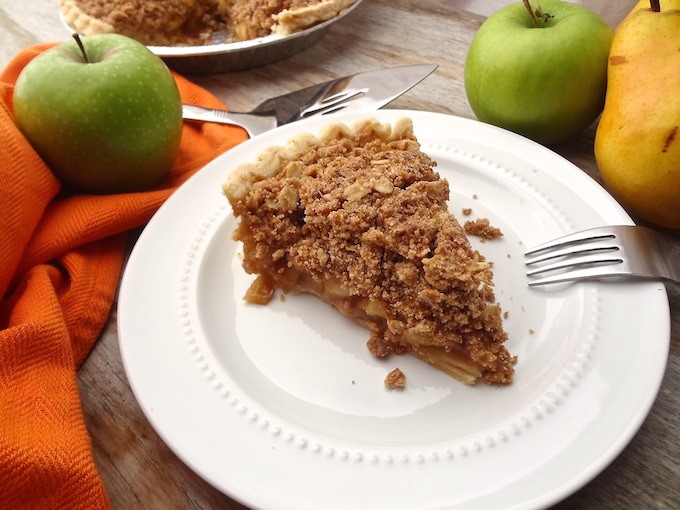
385;368;406;389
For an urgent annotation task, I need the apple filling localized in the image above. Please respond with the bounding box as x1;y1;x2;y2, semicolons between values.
224;118;516;385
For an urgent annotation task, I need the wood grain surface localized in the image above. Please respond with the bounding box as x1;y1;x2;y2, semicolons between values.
1;1;678;508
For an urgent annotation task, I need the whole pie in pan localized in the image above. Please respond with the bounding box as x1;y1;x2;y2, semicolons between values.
223;118;516;385
58;0;357;46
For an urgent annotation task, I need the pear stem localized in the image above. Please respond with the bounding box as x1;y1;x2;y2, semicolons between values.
72;33;90;63
523;0;539;28
650;0;660;12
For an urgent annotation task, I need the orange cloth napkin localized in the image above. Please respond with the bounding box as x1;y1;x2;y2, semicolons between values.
0;44;248;509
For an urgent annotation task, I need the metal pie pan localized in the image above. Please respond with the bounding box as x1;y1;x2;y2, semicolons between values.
60;0;363;74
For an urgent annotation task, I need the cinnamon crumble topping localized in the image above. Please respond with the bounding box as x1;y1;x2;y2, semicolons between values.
385;368;406;389
61;0;224;45
464;218;504;240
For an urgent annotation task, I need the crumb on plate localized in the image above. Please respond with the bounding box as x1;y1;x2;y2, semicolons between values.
385;368;406;389
464;217;503;239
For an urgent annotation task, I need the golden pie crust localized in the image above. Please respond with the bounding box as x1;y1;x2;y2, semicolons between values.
58;0;357;46
223;118;516;385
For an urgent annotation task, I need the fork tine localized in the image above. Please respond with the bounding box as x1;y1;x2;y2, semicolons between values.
525;240;619;265
526;252;624;277
301;88;367;117
319;104;349;117
527;264;633;286
524;228;615;256
320;90;355;104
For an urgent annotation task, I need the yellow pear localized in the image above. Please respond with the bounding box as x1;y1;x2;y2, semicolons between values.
594;0;680;228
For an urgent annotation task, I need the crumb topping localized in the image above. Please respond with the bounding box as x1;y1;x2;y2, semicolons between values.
385;368;406;389
464;217;503;240
227;119;515;385
71;0;224;45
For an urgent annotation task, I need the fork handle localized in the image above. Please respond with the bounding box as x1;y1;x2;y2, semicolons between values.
181;105;277;137
652;229;680;283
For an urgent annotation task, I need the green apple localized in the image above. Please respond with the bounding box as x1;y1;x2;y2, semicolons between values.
464;0;613;145
13;33;182;194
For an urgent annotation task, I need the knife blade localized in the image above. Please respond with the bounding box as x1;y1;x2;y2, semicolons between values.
182;63;437;137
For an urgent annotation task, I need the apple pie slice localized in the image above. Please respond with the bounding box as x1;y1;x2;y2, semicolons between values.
223;118;515;385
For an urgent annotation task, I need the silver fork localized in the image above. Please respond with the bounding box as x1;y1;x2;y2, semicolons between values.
181;89;362;138
525;225;680;286
181;63;438;137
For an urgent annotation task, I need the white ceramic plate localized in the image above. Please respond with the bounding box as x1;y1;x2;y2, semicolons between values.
118;110;670;510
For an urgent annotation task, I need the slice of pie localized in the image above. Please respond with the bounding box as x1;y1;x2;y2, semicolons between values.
223;118;516;385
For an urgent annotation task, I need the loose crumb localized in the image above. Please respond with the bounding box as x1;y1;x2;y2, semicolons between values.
462;207;472;216
464;217;504;239
385;368;406;389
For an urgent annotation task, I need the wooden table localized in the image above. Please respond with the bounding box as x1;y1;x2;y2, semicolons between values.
1;1;678;508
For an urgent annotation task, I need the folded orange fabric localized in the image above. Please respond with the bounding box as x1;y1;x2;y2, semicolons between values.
0;44;248;509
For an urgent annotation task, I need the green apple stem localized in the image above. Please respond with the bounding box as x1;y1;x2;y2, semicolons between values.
522;0;539;28
72;33;90;64
650;0;660;12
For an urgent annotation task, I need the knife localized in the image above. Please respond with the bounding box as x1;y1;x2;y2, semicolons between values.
182;63;437;137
